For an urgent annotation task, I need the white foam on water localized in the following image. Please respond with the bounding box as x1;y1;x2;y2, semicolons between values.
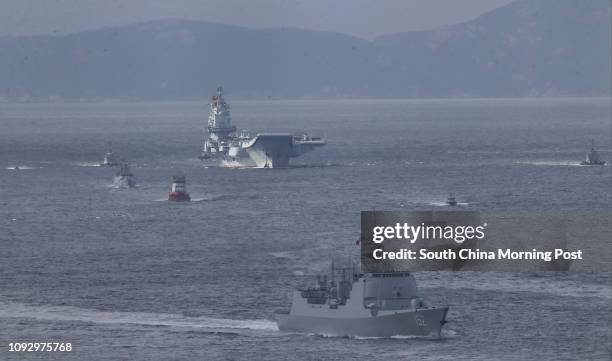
73;162;102;167
318;333;444;340
440;329;458;338
0;301;279;332
388;334;436;340
108;178;136;189
353;335;384;340
428;201;469;207
6;165;36;170
514;160;585;167
429;202;449;207
152;195;219;203
220;160;255;169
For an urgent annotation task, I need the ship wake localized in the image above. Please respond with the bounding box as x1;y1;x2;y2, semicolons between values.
0;301;279;334
220;159;255;169
6;165;37;170
72;161;102;167
513;160;585;167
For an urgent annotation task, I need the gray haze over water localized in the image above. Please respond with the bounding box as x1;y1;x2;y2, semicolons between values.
1;0;609;100
1;98;610;360
0;0;511;39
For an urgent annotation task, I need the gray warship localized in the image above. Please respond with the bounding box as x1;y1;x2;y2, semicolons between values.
199;87;326;168
100;144;120;166
114;163;136;188
277;261;449;337
580;140;606;165
446;193;458;206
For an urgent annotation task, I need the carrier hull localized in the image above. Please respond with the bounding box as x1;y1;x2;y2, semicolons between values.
243;134;326;168
277;307;448;337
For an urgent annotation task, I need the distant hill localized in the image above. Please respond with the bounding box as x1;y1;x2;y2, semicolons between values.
373;0;612;97
0;0;609;100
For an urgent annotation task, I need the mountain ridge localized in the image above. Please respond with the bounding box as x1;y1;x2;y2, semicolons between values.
0;0;609;100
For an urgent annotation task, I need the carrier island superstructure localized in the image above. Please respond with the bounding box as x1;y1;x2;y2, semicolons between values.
199;87;326;168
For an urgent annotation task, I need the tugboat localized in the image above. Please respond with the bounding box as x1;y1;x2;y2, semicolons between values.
277;260;449;337
580;140;606;165
446;193;458;206
101;145;120;166
168;176;191;202
114;163;136;188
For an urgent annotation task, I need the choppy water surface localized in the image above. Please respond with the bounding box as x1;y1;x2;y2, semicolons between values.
1;98;611;360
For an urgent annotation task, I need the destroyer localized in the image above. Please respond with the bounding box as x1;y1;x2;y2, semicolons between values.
114;163;135;188
199;86;326;168
580;140;605;165
277;261;449;337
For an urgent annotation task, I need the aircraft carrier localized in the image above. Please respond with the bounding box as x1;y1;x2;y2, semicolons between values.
199;87;326;168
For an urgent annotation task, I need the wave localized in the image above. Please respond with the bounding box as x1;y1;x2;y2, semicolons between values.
351;329;454;340
288;162;342;169
421;272;612;300
0;301;278;333
269;251;293;259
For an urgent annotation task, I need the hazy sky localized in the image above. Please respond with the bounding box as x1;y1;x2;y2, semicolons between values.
0;0;513;39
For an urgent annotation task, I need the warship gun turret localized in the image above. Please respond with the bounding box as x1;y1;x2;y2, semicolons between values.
199;86;325;168
277;261;449;337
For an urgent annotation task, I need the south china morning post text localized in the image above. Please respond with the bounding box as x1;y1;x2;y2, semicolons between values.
370;222;581;262
360;211;590;272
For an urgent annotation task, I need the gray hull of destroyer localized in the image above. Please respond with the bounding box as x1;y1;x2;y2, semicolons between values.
277;272;449;337
277;307;448;337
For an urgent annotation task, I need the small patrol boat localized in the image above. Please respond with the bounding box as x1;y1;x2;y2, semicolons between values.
168;176;191;202
114;163;136;188
101;145;120;166
446;194;458;206
580;140;605;165
277;260;449;337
